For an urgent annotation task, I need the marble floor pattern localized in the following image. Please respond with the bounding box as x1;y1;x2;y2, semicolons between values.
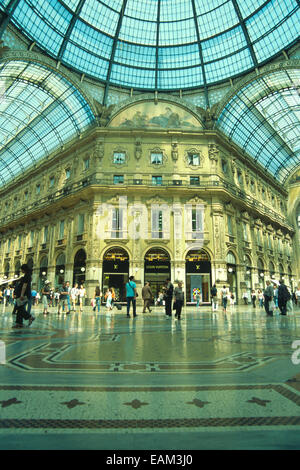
0;303;300;450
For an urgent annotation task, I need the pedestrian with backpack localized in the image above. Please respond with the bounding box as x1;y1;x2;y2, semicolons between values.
211;284;218;311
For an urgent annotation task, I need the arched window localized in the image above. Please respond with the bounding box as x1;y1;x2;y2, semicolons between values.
226;251;236;265
73;249;87;286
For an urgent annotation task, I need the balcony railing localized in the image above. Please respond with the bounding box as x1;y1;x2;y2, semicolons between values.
0;174;291;230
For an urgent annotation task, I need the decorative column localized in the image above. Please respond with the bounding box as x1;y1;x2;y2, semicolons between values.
211;202;228;290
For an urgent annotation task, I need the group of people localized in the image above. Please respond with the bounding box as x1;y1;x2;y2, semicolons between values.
211;281;297;316
5;264;300;328
121;277;184;320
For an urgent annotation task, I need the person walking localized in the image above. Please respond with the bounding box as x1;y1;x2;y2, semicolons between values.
71;283;79;312
58;282;70;315
41;282;51;315
278;280;290;316
251;289;257;308
78;284;86;312
12;264;35;328
105;288;113;311
174;281;184;320
258;290;264;308
195;291;201;307
54;290;60;307
221;285;228;313
142;282;153;313
211;284;218;311
94;286;102;313
242;291;248;305
263;280;274;316
164;278;174;318
111;287;116;309
126;276;137;318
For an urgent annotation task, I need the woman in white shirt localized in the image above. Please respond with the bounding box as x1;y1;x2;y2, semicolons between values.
79;284;86;313
105;288;113;311
71;283;79;312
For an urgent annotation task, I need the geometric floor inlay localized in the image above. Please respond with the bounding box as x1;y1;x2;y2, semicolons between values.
1;305;300;448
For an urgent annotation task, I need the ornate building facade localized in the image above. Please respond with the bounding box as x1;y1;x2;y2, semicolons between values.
0;96;296;304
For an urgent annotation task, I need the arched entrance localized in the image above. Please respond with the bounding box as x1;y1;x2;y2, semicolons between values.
14;260;21;277
257;258;265;289
226;251;237;301
185;249;211;304
144;248;171;300
55;253;65;287
39;256;48;290
102;247;129;302
269;261;275;281
279;263;284;281
73;249;86;286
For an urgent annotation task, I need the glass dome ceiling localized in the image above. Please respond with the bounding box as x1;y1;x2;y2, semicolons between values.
0;0;299;91
0;59;95;186
217;68;300;183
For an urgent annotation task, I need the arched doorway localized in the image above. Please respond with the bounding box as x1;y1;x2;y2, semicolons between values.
269;261;275;281
144;248;171;300
102;247;129;302
73;249;86;286
55;253;65;287
4;262;9;279
14;260;21;277
226;251;237;301
185;249;211;304
39;256;48;291
279;263;284;281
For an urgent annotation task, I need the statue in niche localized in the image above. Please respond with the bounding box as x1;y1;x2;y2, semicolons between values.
208;144;219;163
171;142;178;162
135;139;142;160
93;139;104;164
196;103;218;129
94;100;115;126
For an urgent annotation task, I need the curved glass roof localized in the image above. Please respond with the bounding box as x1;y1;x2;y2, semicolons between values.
0;0;299;91
0;59;95;186
217;68;300;183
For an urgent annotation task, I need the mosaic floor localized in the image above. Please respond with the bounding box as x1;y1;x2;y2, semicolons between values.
0;303;300;450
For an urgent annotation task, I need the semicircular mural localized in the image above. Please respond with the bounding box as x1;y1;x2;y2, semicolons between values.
109;102;202;129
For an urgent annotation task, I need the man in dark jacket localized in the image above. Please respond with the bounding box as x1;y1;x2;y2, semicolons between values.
13;264;35;328
164;278;174;318
142;282;153;313
278;280;290;316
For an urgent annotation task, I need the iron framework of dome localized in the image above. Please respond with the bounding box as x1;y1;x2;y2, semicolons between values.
0;0;299;91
